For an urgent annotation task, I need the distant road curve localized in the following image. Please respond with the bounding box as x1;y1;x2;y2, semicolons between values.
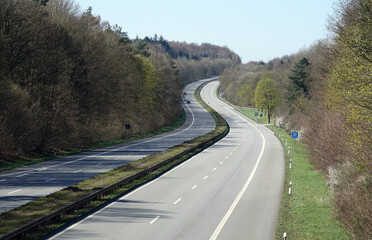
47;80;285;240
0;77;217;213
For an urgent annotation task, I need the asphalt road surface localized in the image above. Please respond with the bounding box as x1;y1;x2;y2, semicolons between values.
0;78;217;213
47;81;285;240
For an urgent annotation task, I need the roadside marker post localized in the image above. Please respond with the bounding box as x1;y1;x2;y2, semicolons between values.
283;232;287;240
292;132;299;152
289;181;292;195
289;159;292;169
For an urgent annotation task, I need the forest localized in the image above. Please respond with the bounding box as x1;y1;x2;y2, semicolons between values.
0;0;239;158
219;0;371;238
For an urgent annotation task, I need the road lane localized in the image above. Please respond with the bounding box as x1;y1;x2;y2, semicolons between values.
0;78;216;213
47;80;284;240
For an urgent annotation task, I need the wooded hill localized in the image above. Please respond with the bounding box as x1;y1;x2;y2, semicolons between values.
219;0;371;238
0;0;239;159
132;36;241;85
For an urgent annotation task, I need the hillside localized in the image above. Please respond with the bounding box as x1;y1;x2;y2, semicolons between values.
132;36;241;85
0;0;239;160
218;0;371;238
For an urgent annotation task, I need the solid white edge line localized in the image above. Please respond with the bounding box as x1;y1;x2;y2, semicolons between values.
2;84;199;178
209;82;267;240
47;80;214;239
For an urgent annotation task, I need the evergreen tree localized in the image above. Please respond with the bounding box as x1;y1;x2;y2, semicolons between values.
286;57;312;113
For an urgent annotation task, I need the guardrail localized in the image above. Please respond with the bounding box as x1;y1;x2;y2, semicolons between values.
0;80;229;240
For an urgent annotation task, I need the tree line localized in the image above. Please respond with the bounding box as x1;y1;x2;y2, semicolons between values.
0;0;239;159
132;36;241;85
219;0;371;238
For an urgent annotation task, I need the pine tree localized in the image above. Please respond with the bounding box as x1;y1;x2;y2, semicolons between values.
286;57;312;113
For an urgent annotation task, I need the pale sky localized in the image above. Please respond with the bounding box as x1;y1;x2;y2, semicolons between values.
74;0;335;63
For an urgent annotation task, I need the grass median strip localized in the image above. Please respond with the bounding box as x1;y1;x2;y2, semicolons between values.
0;80;228;240
269;125;348;240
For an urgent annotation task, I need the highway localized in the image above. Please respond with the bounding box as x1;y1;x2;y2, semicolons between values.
47;81;285;240
0;78;216;213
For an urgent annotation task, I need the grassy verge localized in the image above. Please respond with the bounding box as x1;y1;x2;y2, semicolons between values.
0;109;186;172
240;108;269;124
0;81;228;239
268;125;348;240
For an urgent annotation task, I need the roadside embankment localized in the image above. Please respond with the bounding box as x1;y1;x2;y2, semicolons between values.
269;125;348;240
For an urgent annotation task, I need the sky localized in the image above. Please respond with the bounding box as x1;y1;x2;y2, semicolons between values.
74;0;336;63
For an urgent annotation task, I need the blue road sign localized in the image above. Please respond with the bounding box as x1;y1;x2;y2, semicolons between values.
292;132;299;139
260;114;263;118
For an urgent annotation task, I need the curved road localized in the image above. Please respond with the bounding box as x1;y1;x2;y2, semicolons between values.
47;81;285;240
0;78;216;213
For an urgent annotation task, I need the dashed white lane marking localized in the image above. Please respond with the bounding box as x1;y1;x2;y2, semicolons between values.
8;189;21;195
73;170;82;173
46;82;211;239
220;161;223;165
45;178;56;183
225;156;228;159
16;173;29;178
96;163;102;166
191;185;198;190
213;168;217;172
0;179;6;182
230;152;233;155
203;175;209;180
173;198;182;205
150;216;160;224
37;167;48;171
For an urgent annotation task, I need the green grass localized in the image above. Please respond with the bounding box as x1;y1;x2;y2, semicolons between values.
268;125;349;240
240;108;270;124
0;109;186;172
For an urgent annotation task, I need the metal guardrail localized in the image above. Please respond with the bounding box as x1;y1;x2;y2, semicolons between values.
0;102;229;240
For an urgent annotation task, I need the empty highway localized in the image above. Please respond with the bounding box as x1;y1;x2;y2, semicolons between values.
47;81;285;240
0;78;216;213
